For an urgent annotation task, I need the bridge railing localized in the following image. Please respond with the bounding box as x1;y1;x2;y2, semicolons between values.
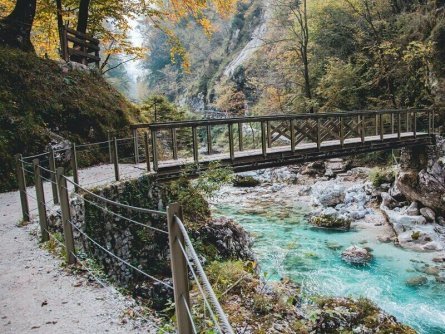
130;108;437;171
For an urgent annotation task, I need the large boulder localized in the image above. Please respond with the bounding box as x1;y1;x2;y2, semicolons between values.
341;245;372;265
310;207;351;230
311;181;346;207
195;218;254;261
420;207;436;222
396;137;445;214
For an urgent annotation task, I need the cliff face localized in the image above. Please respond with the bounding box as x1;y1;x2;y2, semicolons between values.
396;136;445;215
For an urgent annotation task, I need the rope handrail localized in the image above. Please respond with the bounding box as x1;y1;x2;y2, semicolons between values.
175;216;234;334
63;177;166;216
68;219;173;289
177;238;223;334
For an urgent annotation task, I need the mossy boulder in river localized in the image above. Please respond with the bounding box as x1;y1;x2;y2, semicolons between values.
233;175;261;187
310;208;351;230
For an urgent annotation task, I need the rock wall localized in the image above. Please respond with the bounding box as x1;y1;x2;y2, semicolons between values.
396;135;445;214
48;174;254;306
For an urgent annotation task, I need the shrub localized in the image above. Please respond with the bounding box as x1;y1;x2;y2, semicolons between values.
369;167;396;187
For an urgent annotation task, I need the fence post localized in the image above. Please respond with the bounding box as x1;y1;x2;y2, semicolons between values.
133;128;139;164
207;125;212;155
107;130;112;163
33;159;49;242
151;129;159;171
172;128;178;160
192;126;198;163
144;132;151;172
228;123;234;161
238;122;243;152
266;121;272;148
70;143;79;192
290;119;296;153
49;147;59;205
15;154;30;222
56;167;76;265
339;116;344;148
112;137;120;181
167;203;193;334
261;121;267;158
316;117;321;150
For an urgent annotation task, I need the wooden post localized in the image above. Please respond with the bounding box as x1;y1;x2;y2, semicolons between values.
397;112;401;139
192;126;198;163
261;121;267;158
15;154;30;222
48;147;59;205
70;143;79;192
380;113;384;141
107;130;112;163
360;115;365;143
375;114;378;136
112;137;120;181
151;129;158;171
406;111;410;132
56;168;76;265
172;128;178;160
266;121;272;148
432;109;435;133
167;203;193;334
207;125;212;155
340;117;344;147
144;132;151;172
133;129;139;164
428;110;431;134
316;117;321;150
228;123;234;161
391;113;395;133
238;122;243;152
33;159;49;242
290;119;296;153
413;110;417;138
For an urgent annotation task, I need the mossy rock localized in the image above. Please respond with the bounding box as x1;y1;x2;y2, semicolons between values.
310;214;351;230
233;175;260;187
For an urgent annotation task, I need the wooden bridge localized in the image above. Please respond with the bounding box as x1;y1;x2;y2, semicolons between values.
130;109;436;178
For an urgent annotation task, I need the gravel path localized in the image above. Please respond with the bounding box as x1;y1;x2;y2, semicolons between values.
0;163;160;333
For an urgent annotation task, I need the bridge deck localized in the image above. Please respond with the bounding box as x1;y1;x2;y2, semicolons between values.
156;132;431;176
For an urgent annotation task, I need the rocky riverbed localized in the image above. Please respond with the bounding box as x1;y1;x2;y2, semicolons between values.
210;151;445;333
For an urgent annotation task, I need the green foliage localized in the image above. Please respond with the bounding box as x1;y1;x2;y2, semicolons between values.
369;167;396;187
411;231;421;240
0;47;139;191
140;95;186;123
168;161;233;223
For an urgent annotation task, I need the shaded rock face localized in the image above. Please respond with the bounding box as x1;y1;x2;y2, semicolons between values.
396;136;445;214
195;218;254;261
341;245;372;265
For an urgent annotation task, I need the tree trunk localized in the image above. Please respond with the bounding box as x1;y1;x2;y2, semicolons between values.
76;0;91;34
0;0;37;52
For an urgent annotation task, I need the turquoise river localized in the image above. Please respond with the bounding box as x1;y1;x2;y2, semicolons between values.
213;201;445;334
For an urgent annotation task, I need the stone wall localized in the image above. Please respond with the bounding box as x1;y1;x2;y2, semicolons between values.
47;174;254;308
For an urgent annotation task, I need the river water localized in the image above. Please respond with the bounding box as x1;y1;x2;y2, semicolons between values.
213;198;445;333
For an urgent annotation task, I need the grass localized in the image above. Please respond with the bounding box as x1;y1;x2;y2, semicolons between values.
0;46;140;192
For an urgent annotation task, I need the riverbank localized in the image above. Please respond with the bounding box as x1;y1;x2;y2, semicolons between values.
210;160;445;333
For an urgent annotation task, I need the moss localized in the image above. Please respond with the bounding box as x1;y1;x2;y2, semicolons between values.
0;47;140;191
233;175;260;187
411;230;421;240
310;215;351;230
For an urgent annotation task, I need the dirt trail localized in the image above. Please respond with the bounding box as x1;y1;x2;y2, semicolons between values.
0;164;158;333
